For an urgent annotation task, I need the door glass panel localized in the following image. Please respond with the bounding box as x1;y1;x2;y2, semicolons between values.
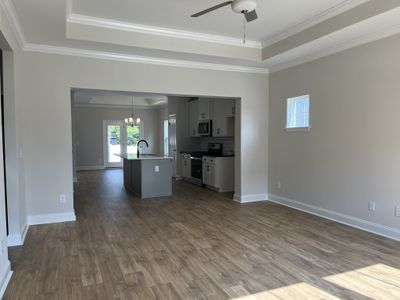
126;125;141;155
163;120;169;156
107;125;121;163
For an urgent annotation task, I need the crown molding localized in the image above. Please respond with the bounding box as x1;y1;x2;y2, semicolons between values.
0;0;267;74
3;0;397;76
268;22;400;73
66;0;72;20
74;103;167;110
0;0;26;47
23;43;269;74
68;13;262;50
262;0;369;47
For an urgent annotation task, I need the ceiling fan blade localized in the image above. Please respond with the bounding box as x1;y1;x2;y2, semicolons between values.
191;1;233;18
244;9;258;22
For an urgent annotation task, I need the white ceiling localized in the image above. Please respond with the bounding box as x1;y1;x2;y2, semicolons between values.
72;89;168;108
7;0;400;71
71;0;348;41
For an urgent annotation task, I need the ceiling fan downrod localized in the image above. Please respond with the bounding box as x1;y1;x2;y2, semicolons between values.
243;13;246;44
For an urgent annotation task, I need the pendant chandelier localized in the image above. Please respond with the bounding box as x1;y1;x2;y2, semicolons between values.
125;96;141;127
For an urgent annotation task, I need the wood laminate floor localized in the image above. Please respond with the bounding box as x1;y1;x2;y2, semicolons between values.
4;169;400;299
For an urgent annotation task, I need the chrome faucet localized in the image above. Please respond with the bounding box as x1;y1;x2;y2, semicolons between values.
137;139;149;158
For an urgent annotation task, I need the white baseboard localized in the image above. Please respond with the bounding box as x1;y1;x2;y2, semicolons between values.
0;261;12;298
7;223;29;247
233;193;268;203
269;193;400;241
28;212;76;225
76;165;105;171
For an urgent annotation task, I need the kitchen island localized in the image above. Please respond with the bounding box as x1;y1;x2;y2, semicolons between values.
117;154;173;199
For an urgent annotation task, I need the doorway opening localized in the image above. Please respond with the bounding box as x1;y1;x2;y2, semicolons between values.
70;88;241;208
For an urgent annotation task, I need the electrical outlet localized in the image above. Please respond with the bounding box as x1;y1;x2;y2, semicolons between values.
1;238;5;255
155;165;160;172
59;194;66;204
277;181;282;189
368;200;376;212
395;206;400;217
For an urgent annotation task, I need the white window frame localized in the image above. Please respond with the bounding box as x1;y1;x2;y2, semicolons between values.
285;95;311;131
123;121;144;155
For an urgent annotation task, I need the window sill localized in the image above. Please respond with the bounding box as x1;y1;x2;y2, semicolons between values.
285;126;311;132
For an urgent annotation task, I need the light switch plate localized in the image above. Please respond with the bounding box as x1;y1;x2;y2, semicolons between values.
155;166;160;172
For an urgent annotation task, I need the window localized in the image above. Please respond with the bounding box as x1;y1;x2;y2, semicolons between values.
163;120;169;156
286;95;310;130
126;125;141;155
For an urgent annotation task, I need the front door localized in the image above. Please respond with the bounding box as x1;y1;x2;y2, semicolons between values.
104;121;123;168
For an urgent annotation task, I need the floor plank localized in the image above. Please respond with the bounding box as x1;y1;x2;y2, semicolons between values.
4;169;400;299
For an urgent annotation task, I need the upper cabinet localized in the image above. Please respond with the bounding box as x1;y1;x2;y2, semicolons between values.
212;99;235;137
188;98;235;138
188;100;199;137
198;98;211;120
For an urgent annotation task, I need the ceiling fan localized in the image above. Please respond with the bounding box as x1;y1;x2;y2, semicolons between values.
191;0;258;43
191;0;258;22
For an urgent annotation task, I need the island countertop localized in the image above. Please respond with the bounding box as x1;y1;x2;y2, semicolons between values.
116;153;173;160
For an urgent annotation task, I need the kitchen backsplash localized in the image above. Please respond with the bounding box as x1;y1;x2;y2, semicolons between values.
199;137;235;155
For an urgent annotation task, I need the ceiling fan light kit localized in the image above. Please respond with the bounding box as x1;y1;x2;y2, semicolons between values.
191;0;258;21
191;0;258;44
231;0;257;14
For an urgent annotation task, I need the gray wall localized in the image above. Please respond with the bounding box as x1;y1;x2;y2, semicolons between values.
269;34;400;232
18;50;268;218
73;106;165;168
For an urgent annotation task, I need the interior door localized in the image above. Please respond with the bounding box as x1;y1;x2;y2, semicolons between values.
104;120;124;168
168;114;177;177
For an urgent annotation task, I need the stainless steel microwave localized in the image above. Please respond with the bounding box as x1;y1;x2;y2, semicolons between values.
198;120;212;136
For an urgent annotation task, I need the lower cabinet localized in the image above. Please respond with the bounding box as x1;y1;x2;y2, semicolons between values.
180;153;191;179
202;156;234;192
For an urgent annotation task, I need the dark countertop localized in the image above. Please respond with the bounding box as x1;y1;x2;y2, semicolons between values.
116;154;173;160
